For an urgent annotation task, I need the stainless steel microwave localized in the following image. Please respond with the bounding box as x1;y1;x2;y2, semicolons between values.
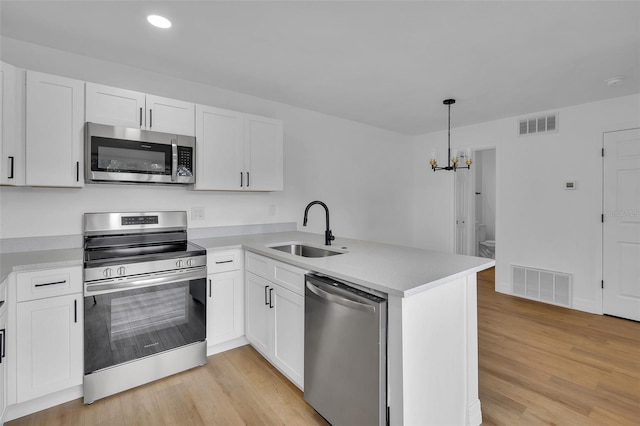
85;122;196;185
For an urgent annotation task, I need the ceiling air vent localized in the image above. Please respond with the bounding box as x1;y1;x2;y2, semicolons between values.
518;113;558;136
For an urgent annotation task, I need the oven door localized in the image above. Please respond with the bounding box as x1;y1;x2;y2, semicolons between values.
84;268;206;375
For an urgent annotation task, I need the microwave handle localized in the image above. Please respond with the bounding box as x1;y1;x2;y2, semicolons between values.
171;140;178;182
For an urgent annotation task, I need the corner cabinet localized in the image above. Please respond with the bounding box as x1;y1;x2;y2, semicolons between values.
8;267;83;405
85;82;195;136
1;61;25;186
206;249;245;350
245;252;305;389
25;71;84;187
194;104;283;191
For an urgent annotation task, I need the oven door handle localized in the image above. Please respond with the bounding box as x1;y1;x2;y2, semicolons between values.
85;267;206;295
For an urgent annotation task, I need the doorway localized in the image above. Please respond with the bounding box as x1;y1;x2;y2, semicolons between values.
455;148;496;259
603;128;640;321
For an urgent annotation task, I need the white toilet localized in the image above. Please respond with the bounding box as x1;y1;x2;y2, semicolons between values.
476;223;495;259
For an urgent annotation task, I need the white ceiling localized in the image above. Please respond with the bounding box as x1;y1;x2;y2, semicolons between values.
1;1;638;135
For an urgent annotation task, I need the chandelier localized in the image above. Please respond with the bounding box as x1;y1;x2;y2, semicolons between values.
429;99;472;172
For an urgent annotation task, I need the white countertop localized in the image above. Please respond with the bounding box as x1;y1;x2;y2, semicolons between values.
193;231;495;297
0;248;84;283
0;231;494;298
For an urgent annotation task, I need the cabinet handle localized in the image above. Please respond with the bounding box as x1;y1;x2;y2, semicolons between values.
209;279;212;298
149;109;152;128
139;107;143;127
34;280;67;288
8;156;14;179
0;328;5;362
215;260;233;264
240;172;244;187
264;285;269;305
246;172;250;187
0;301;4;309
74;299;78;323
269;288;274;309
76;161;80;182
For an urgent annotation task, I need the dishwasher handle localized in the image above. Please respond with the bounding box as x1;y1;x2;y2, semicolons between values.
306;280;376;314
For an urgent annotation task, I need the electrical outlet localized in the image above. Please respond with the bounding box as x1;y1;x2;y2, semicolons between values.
191;207;205;220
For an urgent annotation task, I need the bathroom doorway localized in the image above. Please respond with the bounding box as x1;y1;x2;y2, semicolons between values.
454;148;496;259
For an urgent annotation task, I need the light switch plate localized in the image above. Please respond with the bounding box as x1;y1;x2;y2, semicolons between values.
191;207;205;220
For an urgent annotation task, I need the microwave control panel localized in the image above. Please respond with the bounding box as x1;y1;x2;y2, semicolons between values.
177;146;194;176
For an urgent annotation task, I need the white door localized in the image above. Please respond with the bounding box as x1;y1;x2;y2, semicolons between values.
244;114;284;191
245;272;270;355
25;71;84;187
603;128;640;321
454;166;474;255
271;284;304;388
194;104;244;190
1;61;25;186
207;270;244;346
85;83;145;128
146;94;195;136
16;294;83;402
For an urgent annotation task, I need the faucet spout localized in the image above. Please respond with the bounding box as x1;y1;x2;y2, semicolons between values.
303;201;335;246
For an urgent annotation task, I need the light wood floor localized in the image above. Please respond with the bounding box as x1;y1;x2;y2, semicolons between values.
7;268;640;425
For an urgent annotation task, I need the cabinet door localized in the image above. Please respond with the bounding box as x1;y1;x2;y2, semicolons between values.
25;71;84;187
146;94;195;136
272;284;304;388
1;61;25;186
194;104;244;190
207;270;244;346
16;293;83;402
245;272;271;356
85;82;145;128
244;114;283;191
0;309;6;422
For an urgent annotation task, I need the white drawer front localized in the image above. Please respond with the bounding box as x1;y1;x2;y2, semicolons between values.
245;252;271;280
208;249;243;274
17;267;82;302
273;261;306;296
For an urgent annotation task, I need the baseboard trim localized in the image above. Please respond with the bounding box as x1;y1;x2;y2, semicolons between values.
5;385;82;422
207;336;249;356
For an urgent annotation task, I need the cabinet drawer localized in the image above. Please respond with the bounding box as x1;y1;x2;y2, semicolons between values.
273;261;306;296
245;251;271;279
16;267;82;302
208;249;243;273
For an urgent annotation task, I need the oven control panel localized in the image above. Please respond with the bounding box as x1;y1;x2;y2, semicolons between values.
84;255;207;284
121;216;159;226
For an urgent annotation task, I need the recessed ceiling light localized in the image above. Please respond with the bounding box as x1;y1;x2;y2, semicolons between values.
604;76;624;86
147;15;171;29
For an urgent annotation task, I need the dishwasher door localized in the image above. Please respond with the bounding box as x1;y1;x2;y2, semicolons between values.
304;274;387;426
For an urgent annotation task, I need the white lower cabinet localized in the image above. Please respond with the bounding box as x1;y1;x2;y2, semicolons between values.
245;252;305;389
10;267;83;405
206;250;245;349
0;280;7;424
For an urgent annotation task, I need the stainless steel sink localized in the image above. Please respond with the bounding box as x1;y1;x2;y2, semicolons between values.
269;243;345;258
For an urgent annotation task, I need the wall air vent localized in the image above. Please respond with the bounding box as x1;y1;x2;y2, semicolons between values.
518;113;558;136
512;265;572;308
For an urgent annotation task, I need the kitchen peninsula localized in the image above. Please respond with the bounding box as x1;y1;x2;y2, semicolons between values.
194;231;494;426
0;230;493;425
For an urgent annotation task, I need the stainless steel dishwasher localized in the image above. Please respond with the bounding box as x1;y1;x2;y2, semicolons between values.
304;274;387;426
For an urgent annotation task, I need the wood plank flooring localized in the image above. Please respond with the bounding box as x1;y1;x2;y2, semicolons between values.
7;267;640;425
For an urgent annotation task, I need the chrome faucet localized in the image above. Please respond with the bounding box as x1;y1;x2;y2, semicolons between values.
303;201;335;246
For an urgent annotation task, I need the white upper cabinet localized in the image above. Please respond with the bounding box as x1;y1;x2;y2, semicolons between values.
25;70;84;188
0;61;25;186
195;104;283;191
244;114;284;191
86;83;195;136
85;83;145;129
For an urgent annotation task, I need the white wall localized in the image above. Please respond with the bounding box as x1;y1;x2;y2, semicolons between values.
0;37;414;245
410;94;640;314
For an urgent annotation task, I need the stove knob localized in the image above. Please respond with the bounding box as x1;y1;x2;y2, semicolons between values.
176;260;184;268
103;268;113;278
187;259;193;267
117;266;126;276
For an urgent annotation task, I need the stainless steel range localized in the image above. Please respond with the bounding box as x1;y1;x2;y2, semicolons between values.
82;211;207;404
